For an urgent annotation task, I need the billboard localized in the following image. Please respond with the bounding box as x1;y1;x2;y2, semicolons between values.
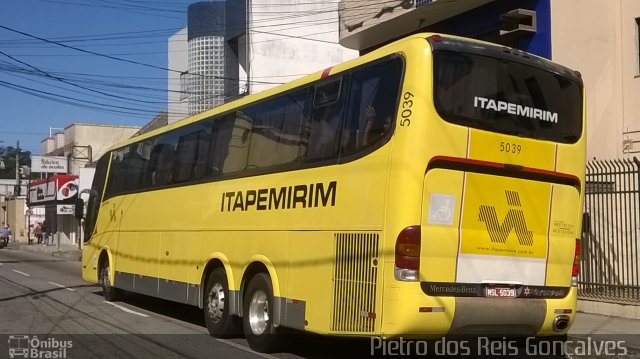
31;155;67;173
28;175;79;205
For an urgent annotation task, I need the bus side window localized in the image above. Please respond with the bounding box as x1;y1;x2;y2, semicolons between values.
122;141;151;191
149;138;177;187
342;57;403;155
210;116;234;177
245;89;307;169
174;120;212;183
221;112;252;174
106;149;126;196
85;154;110;240
306;78;344;161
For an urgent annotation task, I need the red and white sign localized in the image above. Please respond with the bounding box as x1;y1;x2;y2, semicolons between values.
29;175;79;205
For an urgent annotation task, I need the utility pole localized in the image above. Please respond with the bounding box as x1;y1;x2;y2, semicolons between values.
15;140;20;196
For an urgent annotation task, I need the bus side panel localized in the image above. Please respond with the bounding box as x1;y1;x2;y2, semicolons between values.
380;39;467;336
288;232;335;333
82;197;121;284
420;170;465;283
545;185;580;287
113;195;138;286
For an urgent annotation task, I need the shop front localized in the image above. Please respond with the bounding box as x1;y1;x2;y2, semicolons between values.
27;175;80;246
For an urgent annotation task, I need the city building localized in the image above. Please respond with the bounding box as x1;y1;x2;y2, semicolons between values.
168;0;359;123
0;179;30;242
26;123;142;246
338;0;640;160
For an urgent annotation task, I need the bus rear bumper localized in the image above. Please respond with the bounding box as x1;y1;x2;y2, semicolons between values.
381;284;577;338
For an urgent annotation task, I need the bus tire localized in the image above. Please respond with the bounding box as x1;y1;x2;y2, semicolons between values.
100;260;122;302
243;273;283;353
204;267;240;337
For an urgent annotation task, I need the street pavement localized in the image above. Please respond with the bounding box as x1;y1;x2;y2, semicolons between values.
8;243;640;358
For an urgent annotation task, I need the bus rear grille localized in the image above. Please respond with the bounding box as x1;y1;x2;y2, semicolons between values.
331;232;379;333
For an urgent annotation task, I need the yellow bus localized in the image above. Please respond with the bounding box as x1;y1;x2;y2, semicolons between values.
80;33;585;353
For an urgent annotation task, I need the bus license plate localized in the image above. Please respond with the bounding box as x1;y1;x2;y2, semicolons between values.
485;287;516;298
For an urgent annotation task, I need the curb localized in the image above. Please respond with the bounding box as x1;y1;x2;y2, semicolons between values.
51;251;82;261
17;243;82;261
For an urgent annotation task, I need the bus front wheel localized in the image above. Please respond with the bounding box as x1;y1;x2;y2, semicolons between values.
243;273;283;353
99;259;122;302
204;268;240;337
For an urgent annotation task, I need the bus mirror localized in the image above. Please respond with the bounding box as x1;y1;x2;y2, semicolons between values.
75;198;84;219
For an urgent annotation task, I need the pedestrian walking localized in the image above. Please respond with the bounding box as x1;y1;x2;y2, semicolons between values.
34;223;43;244
1;225;10;248
42;220;50;245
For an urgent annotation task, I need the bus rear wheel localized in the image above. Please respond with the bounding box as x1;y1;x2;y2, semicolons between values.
99;260;122;302
243;273;283;353
204;268;240;337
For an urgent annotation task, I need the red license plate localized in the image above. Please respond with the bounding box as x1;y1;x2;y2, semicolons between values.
485;287;516;298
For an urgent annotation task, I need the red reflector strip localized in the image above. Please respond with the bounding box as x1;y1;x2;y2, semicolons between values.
321;67;332;79
360;311;376;319
419;307;445;313
427;156;581;190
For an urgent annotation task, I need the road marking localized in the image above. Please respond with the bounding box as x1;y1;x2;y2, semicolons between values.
12;269;30;277
104;301;149;318
0;263;3;266
215;338;280;359
48;281;76;292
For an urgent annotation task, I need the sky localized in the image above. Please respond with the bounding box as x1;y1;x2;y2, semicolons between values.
0;0;196;155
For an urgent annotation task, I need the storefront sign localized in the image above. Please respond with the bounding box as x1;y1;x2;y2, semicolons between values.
57;204;75;215
31;156;68;173
29;175;79;205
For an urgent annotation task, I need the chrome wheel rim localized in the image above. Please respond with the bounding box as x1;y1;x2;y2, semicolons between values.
248;289;269;335
207;283;225;323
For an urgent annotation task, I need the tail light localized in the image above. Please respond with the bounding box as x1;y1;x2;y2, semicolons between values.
572;238;580;286
394;225;421;282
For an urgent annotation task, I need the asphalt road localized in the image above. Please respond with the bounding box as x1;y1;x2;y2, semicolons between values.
3;246;638;359
0;247;377;359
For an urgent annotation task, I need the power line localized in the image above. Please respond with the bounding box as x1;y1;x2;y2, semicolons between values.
0;24;283;85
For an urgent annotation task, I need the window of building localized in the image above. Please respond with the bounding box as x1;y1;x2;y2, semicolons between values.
180;72;189;101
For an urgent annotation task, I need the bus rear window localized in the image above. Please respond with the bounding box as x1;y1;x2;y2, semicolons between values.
433;51;583;143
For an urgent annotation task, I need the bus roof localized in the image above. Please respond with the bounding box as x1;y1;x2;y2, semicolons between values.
102;32;579;155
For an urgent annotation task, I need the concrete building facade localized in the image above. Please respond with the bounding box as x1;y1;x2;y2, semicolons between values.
31;123;141;246
167;0;358;124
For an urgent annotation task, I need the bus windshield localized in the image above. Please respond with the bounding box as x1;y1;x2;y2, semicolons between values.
433;50;583;143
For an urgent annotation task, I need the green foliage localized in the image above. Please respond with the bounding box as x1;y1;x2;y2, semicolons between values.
0;145;32;180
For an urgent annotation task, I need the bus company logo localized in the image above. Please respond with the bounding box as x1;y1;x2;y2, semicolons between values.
478;190;534;246
220;181;337;212
473;96;559;123
8;335;72;359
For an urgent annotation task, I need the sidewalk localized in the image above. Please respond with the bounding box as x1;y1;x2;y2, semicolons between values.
14;241;82;261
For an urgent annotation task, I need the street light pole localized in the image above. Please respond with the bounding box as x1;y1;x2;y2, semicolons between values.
14;140;21;198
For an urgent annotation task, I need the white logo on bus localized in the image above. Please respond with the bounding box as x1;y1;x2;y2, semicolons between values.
474;96;558;123
428;194;455;225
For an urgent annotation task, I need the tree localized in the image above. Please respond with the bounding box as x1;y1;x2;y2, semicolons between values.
0;145;32;180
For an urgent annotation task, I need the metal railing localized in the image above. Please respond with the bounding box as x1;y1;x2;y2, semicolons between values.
579;157;640;303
